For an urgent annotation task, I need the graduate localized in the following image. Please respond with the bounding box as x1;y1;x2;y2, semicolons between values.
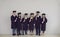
22;13;29;35
41;13;47;34
28;13;35;35
35;11;42;36
11;10;17;36
17;12;22;36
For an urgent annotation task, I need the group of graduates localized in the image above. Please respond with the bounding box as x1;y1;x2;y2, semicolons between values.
11;10;47;36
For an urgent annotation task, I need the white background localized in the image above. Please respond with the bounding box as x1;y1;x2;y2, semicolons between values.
0;0;60;34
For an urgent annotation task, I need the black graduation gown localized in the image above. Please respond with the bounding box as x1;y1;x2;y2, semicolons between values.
11;15;17;29
22;18;29;30
28;18;35;30
41;18;47;31
35;16;42;29
17;17;22;30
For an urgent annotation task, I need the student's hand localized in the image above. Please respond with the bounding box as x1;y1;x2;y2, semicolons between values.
14;20;16;22
14;18;17;22
29;19;31;22
42;22;44;23
34;24;35;26
20;20;21;22
16;18;17;20
29;21;31;22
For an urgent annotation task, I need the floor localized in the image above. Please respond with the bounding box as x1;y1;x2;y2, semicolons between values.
0;34;60;37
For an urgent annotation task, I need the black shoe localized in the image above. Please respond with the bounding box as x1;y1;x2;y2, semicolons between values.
12;34;16;36
17;33;21;36
17;34;19;36
39;34;40;36
25;33;27;35
22;34;24;35
43;31;45;33
18;33;21;35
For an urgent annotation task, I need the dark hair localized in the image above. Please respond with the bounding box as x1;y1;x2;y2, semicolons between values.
42;13;46;15
18;12;21;15
18;12;21;17
13;10;16;13
36;11;40;13
24;13;28;15
30;13;34;15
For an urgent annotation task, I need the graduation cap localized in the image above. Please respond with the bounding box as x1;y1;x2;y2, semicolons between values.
42;13;46;15
36;11;40;13
24;13;28;15
30;13;34;15
13;10;16;13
